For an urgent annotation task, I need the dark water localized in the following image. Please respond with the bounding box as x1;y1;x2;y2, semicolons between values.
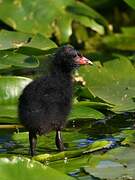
0;112;134;154
0;113;134;179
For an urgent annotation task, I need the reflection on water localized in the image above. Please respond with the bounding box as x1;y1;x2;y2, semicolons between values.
0;113;134;179
0;113;134;155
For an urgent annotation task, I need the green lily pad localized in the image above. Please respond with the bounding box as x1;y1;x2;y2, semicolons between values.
74;99;112;110
10;130;87;155
0;106;17;119
74;16;104;35
103;33;135;51
0;64;11;70
0;157;74;180
121;26;135;35
124;0;135;10
69;102;105;121
0;76;32;105
0;30;57;55
33;140;111;163
50;155;91;176
84;147;135;179
120;129;135;145
0;103;104;124
8;130;111;157
0;0;107;43
84;0;115;9
79;55;135;112
0;76;104;123
0;76;31;123
0;51;38;69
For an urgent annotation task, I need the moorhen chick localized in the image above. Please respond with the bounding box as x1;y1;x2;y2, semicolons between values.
18;45;93;156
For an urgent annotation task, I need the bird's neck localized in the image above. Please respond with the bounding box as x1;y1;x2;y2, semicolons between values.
51;66;72;79
50;68;73;92
50;67;73;101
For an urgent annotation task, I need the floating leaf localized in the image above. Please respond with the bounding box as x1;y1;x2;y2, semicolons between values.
8;130;111;159
79;55;135;112
0;76;31;123
124;0;135;10
0;30;57;55
0;106;17;119
0;64;11;70
69;102;105;121
0;76;104;123
84;147;135;179
120;129;135;145
0;51;38;69
34;140;111;163
121;26;135;35
0;76;32;105
67;1;108;29
0;157;74;180
83;0;115;9
74;99;112;110
103;34;135;51
0;0;108;43
11;130;88;155
75;16;104;35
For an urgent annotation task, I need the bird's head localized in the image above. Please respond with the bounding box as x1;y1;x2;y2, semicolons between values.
53;45;93;73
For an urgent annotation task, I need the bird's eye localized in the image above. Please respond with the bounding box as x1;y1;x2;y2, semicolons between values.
77;52;82;57
72;54;77;58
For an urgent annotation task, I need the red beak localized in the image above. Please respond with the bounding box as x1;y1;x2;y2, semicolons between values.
75;55;93;65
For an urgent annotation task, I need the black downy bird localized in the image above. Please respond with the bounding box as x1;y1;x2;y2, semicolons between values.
18;45;93;156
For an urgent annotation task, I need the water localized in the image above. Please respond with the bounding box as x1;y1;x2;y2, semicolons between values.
0;113;134;179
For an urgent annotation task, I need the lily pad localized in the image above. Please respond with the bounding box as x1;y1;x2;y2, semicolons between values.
79;55;135;112
0;0;108;43
84;147;135;179
103;33;135;51
5;130;111;157
0;103;105;124
11;130;88;154
0;51;38;69
74;16;105;35
0;76;104;123
0;64;11;70
124;0;135;10
33;140;111;163
0;76;32;105
69;102;105;121
0;157;74;180
121;26;135;35
0;106;17;119
0;76;31;123
0;30;57;55
120;129;135;146
74;99;113;110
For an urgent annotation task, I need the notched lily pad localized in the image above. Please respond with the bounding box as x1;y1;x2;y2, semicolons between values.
34;140;111;163
0;76;31;123
0;157;74;180
124;0;135;10
103;33;135;51
79;55;135;113
0;51;39;68
120;129;135;146
0;0;108;43
84;147;135;179
0;30;57;55
69;102;105;121
0;76;32;105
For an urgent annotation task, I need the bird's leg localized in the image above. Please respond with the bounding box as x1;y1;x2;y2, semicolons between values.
29;131;37;156
55;129;64;151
